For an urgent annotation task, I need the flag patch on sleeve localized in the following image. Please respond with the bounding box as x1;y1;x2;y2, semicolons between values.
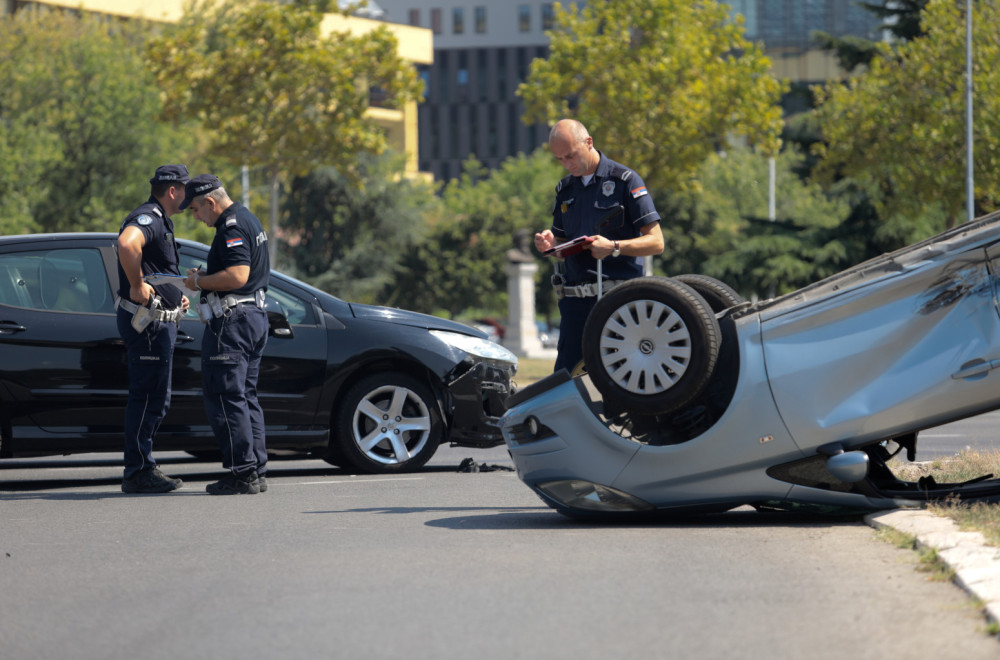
631;186;648;199
226;237;244;248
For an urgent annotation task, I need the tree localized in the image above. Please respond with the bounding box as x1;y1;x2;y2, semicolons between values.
280;152;438;303
695;147;850;297
386;150;564;319
517;0;786;195
146;0;425;258
813;0;1000;230
0;10;190;234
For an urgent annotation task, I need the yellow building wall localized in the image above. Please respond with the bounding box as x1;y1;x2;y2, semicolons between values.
5;0;432;176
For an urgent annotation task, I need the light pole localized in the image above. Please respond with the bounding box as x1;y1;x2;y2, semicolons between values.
965;0;974;222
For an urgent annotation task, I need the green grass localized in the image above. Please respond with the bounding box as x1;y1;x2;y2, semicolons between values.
515;357;556;385
889;449;1000;546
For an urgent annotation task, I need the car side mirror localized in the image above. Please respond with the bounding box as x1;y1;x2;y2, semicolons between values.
265;298;293;338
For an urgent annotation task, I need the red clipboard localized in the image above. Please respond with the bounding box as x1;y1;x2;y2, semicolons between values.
542;235;595;258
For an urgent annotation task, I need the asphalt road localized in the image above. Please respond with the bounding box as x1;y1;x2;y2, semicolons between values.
2;430;999;660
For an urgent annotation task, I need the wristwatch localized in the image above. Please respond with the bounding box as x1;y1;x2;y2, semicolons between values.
611;241;621;258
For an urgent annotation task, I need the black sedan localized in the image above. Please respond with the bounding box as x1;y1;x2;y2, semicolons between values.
0;233;517;473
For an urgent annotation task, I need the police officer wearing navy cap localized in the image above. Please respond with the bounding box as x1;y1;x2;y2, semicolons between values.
117;164;191;494
534;119;665;373
181;174;271;495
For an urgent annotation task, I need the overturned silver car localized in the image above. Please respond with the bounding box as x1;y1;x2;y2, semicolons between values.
500;211;1000;518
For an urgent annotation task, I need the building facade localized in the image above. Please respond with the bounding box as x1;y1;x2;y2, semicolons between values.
375;0;883;181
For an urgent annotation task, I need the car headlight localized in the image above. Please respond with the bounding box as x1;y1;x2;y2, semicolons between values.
536;480;654;513
430;330;518;365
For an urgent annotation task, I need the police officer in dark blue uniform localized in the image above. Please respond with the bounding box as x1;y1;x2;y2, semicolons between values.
180;174;271;495
117;164;190;494
535;119;665;373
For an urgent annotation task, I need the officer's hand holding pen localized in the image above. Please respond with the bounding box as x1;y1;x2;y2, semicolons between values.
184;267;202;293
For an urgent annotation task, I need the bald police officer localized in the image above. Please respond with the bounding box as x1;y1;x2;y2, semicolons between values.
535;119;665;373
181;175;271;495
117;164;190;494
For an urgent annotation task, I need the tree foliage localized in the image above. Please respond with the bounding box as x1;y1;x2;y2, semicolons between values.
145;0;425;244
0;10;189;234
813;0;1000;230
695;147;848;297
280;152;438;303
517;0;786;195
387;150;564;318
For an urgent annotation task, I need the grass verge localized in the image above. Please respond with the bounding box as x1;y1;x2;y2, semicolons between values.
889;449;1000;546
515;357;556;386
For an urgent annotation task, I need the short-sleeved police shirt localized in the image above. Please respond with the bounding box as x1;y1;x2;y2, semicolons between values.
551;152;660;284
116;197;184;308
205;202;270;296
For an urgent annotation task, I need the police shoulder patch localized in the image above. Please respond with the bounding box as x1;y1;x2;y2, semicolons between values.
136;215;153;226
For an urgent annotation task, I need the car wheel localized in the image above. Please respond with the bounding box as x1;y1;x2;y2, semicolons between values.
672;274;745;312
582;277;720;415
335;372;443;474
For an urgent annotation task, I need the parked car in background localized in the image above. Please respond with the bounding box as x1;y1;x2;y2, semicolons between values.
502;213;1000;518
536;320;559;350
0;233;517;473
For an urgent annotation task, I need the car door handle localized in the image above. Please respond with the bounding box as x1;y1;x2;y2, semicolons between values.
176;333;197;344
951;358;1000;380
0;320;27;335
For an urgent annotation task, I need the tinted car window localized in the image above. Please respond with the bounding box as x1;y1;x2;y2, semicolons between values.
0;248;112;313
177;252;315;325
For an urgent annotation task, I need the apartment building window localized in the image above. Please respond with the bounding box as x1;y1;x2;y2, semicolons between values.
475;6;487;34
418;66;430;101
541;3;554;30
450;106;461;159
476;50;489;102
431;8;442;34
453;7;464;34
488;105;498;158
470;105;479;156
430;106;440;159
497;50;507;97
408;8;420;26
518;4;531;32
457;51;469;102
438;50;450;100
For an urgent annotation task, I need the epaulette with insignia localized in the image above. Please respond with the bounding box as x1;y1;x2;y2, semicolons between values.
226;218;238;227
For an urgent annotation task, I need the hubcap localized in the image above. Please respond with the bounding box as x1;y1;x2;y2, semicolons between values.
598;299;692;395
352;385;431;465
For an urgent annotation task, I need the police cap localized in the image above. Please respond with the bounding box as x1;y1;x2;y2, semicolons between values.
179;174;223;210
149;164;190;185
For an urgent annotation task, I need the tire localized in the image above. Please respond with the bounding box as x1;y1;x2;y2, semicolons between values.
672;274;745;312
335;372;443;474
582;277;720;415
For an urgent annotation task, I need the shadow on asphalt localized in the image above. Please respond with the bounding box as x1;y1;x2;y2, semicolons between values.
305;505;866;530
0;453;509;495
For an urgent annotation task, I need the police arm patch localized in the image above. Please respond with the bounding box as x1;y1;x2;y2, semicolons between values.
137;215;153;226
631;186;648;199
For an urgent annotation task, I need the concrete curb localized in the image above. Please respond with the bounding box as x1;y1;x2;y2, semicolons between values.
865;509;1000;625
